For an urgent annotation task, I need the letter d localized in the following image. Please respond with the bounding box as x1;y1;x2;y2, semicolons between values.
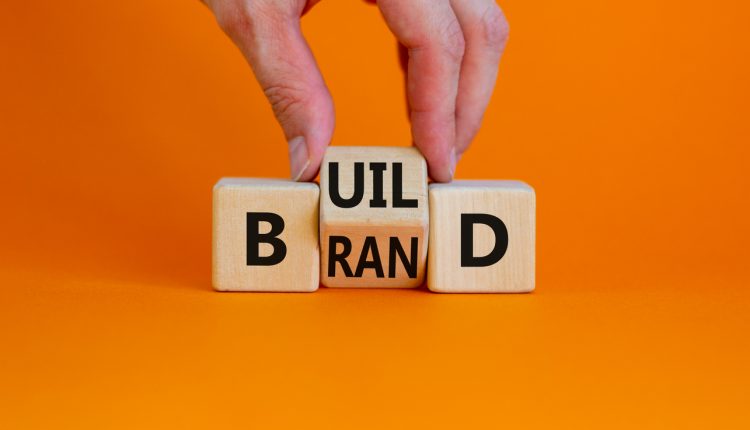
461;213;508;267
247;212;287;266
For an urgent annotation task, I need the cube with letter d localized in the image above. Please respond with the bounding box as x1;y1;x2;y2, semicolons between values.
428;180;535;293
213;178;320;292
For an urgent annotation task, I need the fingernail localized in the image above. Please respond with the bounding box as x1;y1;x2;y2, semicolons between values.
449;147;457;180
288;136;310;181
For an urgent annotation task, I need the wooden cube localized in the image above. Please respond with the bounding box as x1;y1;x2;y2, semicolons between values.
320;147;429;288
213;178;320;292
428;181;535;293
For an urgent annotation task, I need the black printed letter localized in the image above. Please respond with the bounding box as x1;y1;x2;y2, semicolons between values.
392;163;418;208
329;162;365;208
328;236;354;277
354;236;385;278
247;212;286;266
389;237;418;278
369;162;387;208
460;214;508;267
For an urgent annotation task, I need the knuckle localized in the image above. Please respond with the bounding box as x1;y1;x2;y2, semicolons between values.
214;2;279;39
439;17;466;62
263;84;310;123
479;4;509;49
214;4;252;37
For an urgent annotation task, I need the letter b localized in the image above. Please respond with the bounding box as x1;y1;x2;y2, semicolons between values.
247;212;287;266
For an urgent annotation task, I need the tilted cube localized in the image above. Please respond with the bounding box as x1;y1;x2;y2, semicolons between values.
320;146;429;288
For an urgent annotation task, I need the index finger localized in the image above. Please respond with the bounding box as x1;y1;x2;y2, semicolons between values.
377;0;464;182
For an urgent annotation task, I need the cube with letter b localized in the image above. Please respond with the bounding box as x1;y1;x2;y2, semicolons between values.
213;178;320;292
428;180;535;293
320;147;429;288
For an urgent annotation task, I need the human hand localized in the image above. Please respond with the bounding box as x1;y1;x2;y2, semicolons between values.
203;0;509;182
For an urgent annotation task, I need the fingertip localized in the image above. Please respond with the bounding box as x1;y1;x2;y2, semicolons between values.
428;165;454;183
299;97;334;182
281;83;333;182
294;151;324;182
289;136;328;182
289;136;310;181
449;146;457;179
430;165;454;183
416;143;456;183
293;160;317;182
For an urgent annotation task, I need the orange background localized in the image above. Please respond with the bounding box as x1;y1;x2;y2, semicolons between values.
1;0;749;427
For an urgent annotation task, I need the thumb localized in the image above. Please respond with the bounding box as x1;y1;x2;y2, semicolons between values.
215;3;334;181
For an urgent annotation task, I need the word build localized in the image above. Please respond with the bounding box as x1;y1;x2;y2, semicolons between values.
211;147;536;293
212;178;319;292
320;147;429;288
